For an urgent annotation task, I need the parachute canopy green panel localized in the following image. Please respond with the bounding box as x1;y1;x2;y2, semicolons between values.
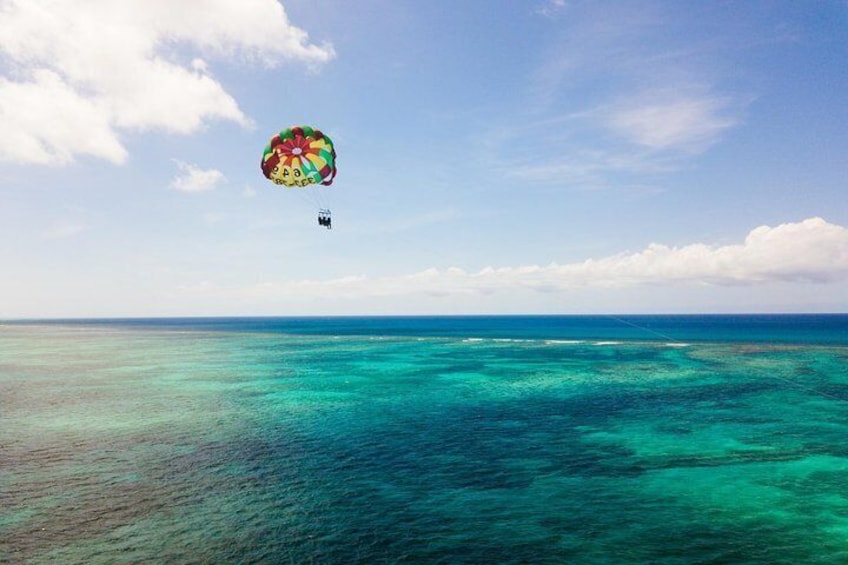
260;125;337;188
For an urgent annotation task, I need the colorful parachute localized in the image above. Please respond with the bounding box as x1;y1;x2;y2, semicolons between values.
260;125;337;188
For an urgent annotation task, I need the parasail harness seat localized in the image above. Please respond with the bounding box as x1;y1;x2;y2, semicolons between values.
318;209;332;229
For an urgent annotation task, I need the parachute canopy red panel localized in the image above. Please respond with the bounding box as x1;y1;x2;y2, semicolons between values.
260;125;337;188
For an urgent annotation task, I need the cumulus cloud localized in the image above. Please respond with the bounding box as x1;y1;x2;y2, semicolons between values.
171;161;226;192
0;0;335;165
182;218;848;302
553;217;848;286
0;71;128;165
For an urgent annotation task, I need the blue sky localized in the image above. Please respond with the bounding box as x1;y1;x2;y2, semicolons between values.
1;0;847;317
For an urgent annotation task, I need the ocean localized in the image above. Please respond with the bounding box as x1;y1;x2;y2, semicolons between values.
1;315;846;564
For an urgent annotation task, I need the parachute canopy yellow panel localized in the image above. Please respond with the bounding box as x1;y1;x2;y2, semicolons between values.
260;125;337;188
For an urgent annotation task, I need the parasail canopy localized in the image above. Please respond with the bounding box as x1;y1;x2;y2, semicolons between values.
260;125;337;188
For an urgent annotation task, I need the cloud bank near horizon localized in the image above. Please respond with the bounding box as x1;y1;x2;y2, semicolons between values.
0;0;334;166
181;218;848;302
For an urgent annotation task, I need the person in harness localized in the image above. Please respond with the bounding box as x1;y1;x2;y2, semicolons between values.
318;209;332;229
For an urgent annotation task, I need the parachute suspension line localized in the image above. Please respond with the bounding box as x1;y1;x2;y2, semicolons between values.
604;315;846;404
314;185;332;227
761;372;847;404
302;185;330;222
315;185;331;211
290;188;331;228
604;315;681;343
289;186;318;212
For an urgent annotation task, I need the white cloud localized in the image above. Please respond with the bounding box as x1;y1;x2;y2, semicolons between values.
181;218;848;302
551;217;848;286
512;2;749;185
486;88;743;187
171;161;226;193
604;91;737;152
480;112;697;188
0;71;128;165
535;0;568;18
0;0;335;165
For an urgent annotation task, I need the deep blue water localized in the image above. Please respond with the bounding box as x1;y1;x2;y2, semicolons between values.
17;313;848;345
1;315;847;563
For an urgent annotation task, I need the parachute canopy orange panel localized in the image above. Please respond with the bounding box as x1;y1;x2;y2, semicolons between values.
260;125;337;188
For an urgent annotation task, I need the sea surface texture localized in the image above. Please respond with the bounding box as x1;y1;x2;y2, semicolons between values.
1;315;847;564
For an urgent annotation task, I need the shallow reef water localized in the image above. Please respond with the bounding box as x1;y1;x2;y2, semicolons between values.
1;317;847;563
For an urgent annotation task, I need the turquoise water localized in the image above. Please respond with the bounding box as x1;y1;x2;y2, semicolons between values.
1;317;847;563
